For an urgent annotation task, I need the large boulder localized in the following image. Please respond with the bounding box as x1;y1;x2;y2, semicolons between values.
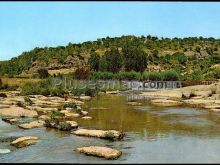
11;136;39;148
18;120;45;129
74;146;122;159
72;129;124;140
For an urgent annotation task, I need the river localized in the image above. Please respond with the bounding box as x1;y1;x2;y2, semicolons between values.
1;94;220;163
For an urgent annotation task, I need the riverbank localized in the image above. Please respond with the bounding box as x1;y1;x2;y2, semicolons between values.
141;81;220;111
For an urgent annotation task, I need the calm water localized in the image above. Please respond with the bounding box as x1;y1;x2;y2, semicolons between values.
1;94;220;163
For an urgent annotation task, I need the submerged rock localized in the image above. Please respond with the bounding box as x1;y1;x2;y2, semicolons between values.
74;146;122;159
18;120;45;129
11;136;39;148
72;129;124;140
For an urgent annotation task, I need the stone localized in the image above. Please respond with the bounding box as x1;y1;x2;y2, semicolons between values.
0;106;38;118
65;121;78;129
18;120;45;129
11;136;39;148
2;117;19;124
79;96;92;101
81;111;89;116
72;129;124;140
82;116;92;120
127;102;142;106
106;90;119;95
151;99;182;107
0;149;10;154
74;146;122;159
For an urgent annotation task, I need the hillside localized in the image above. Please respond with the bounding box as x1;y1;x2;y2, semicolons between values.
0;35;220;80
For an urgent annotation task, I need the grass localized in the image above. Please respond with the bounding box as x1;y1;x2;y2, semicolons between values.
1;77;41;87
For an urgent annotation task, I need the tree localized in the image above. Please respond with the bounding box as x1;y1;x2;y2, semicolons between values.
104;47;123;73
122;45;147;72
37;68;49;79
172;52;187;65
88;52;100;71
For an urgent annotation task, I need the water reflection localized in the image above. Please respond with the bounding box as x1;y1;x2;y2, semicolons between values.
77;95;220;140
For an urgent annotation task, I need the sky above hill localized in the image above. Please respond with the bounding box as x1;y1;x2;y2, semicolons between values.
0;2;220;60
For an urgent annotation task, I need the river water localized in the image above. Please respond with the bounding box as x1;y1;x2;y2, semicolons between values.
1;94;220;163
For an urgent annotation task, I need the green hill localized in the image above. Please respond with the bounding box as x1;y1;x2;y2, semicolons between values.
0;35;220;80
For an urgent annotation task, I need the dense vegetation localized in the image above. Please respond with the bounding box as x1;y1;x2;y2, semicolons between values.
0;35;220;80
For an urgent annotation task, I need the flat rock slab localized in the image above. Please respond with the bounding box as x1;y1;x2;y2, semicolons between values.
18;120;45;129
0;106;38;117
0;149;11;154
75;146;122;159
151;99;182;107
65;121;78;128
11;136;39;148
0;104;10;109
82;116;92;120
72;129;124;140
127;102;142;106
106;91;119;95
38;115;50;121
79;96;92;101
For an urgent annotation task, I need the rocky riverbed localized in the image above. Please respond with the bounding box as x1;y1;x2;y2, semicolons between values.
1;83;220;163
141;81;220;111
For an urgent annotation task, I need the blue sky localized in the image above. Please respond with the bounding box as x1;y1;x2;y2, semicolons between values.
0;2;220;60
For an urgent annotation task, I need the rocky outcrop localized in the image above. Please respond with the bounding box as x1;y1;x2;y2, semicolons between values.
11;136;39;148
72;129;124;140
18;120;45;129
74;146;122;159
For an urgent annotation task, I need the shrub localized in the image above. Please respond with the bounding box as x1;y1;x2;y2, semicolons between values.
75;106;82;114
37;68;49;79
104;131;116;140
59;122;72;131
24;96;33;106
63;102;77;109
161;70;179;81
50;111;64;119
75;67;89;80
147;72;162;81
